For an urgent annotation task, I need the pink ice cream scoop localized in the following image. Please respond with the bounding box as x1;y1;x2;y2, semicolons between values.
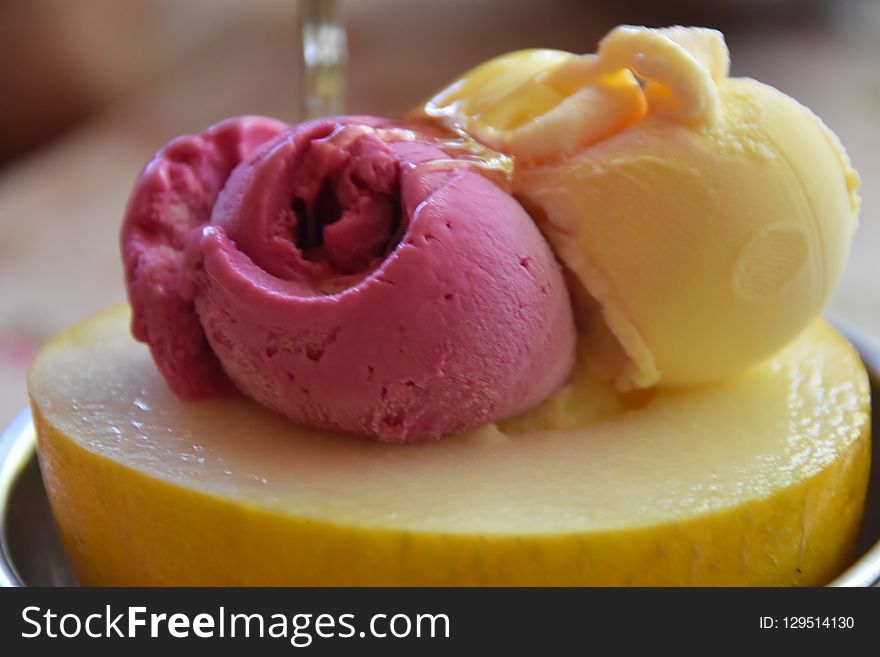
122;115;576;441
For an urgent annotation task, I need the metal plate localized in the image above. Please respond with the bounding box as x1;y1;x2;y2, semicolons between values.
2;323;879;587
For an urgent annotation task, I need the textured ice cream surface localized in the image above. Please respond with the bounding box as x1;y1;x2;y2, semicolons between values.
518;76;859;387
418;25;860;389
121;116;289;398
122;115;576;442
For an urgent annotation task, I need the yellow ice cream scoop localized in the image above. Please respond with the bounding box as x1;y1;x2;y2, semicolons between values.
414;26;860;389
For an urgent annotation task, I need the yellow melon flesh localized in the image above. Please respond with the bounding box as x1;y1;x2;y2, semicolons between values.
28;305;870;585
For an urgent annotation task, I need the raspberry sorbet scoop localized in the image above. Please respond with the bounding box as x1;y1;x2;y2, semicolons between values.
122;115;576;442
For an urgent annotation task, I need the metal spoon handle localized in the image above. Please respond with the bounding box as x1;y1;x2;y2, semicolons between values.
300;0;347;119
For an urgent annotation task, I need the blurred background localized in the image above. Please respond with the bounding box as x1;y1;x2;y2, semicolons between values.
0;0;878;427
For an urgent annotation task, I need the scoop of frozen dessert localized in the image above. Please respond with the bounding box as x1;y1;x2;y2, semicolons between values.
122;115;289;398
122;115;576;442
416;26;860;389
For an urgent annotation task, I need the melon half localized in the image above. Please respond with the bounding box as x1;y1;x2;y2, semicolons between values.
29;305;870;585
